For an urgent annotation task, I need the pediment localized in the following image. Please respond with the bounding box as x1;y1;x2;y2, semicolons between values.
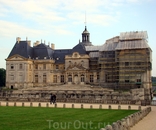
67;64;86;71
70;66;81;70
6;54;27;61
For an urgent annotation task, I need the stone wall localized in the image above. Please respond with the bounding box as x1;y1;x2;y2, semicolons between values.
100;107;151;130
0;88;151;105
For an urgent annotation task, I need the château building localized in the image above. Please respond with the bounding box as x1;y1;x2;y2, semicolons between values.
6;26;152;94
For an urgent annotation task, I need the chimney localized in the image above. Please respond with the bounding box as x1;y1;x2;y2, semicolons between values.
16;37;21;43
34;41;40;46
51;43;55;50
27;40;31;46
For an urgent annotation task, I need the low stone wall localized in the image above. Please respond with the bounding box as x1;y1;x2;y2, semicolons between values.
0;88;152;105
100;107;151;130
0;101;142;110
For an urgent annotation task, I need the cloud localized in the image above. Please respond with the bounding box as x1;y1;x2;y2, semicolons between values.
0;0;120;25
0;20;43;37
0;0;152;38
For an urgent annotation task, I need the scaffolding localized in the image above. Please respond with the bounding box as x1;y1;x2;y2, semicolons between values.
99;31;152;90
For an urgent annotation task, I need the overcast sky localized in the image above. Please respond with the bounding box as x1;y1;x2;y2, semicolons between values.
0;0;156;76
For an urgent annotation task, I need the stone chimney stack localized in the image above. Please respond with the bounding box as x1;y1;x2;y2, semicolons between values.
34;41;40;46
27;41;31;46
51;43;55;50
16;37;21;43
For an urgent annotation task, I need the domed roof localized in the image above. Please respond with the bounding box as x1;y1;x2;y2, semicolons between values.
82;26;89;34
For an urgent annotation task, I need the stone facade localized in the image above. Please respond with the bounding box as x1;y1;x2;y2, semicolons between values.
5;27;152;101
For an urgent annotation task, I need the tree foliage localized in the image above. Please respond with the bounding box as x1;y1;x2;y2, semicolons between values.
0;68;6;87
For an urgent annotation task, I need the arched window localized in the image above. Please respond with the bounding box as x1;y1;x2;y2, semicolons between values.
68;75;72;82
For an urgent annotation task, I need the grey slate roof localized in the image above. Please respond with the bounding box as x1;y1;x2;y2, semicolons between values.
8;41;33;58
85;46;101;51
8;30;151;63
72;43;87;54
89;52;99;58
99;42;118;51
115;40;150;50
120;31;148;40
53;49;72;63
8;41;83;63
33;43;54;59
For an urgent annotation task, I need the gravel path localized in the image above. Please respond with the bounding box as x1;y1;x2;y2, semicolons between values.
131;106;156;130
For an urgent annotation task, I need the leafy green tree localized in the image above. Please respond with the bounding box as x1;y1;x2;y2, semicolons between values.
0;68;6;87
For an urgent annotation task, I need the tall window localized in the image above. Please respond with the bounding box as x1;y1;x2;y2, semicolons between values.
43;75;46;83
29;75;31;82
19;73;23;82
53;75;57;83
125;76;129;83
60;75;64;83
81;75;85;82
43;64;46;70
29;64;31;70
97;74;99;82
68;75;72;82
10;75;14;80
19;64;23;69
90;75;94;83
35;64;38;70
137;79;141;82
35;75;38;83
81;60;84;66
56;65;59;69
125;62;129;66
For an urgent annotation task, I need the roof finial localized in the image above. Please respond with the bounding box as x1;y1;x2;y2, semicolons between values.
84;11;87;27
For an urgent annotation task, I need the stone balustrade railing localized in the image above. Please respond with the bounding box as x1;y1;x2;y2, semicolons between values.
100;107;151;130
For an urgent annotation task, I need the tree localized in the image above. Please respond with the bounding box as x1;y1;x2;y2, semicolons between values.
0;68;6;87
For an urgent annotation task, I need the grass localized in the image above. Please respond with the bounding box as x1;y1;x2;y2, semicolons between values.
0;106;138;130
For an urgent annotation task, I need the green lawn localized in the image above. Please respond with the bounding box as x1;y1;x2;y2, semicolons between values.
0;106;138;130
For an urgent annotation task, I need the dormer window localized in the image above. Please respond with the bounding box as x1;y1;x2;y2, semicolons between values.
74;53;78;57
